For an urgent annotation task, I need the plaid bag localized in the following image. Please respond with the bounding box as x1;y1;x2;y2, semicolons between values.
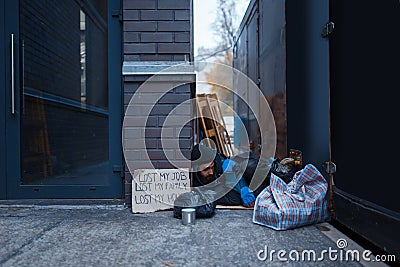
253;164;329;230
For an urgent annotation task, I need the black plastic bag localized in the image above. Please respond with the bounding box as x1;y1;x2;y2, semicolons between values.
270;158;297;184
173;188;216;219
232;153;298;187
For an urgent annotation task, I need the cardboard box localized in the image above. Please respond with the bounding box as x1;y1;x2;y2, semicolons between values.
132;168;190;213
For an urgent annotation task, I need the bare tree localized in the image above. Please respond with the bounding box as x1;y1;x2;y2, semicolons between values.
202;0;240;116
196;0;238;61
214;0;237;50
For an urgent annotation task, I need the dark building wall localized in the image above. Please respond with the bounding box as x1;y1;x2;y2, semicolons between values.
122;0;194;205
232;0;287;159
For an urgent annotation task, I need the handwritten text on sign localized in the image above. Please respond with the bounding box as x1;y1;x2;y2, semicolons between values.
132;169;190;213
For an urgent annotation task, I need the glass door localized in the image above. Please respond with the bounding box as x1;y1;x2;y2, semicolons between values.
3;0;122;198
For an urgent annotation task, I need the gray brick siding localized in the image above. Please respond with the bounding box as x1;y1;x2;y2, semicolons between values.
122;0;194;205
123;77;195;205
123;0;193;62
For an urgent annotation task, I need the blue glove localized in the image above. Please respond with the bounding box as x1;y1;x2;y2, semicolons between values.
222;158;235;172
240;186;255;207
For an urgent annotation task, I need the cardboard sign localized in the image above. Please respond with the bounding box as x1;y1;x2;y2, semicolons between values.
131;168;190;213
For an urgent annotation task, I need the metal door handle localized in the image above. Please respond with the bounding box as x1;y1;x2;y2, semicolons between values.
21;39;25;114
11;33;15;114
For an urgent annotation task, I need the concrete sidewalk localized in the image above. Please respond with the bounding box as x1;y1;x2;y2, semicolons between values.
0;201;388;267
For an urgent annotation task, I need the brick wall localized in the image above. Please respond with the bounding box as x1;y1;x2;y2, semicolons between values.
122;0;194;205
123;0;192;62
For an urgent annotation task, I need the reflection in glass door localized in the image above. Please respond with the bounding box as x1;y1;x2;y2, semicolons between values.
20;0;110;186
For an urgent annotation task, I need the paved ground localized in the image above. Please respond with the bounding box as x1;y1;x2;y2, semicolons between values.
0;201;388;267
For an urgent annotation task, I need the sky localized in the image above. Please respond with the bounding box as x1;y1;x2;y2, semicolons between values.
193;0;251;57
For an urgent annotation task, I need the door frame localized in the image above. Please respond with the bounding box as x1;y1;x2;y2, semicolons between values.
0;0;6;199
108;0;124;199
2;0;123;199
4;0;20;199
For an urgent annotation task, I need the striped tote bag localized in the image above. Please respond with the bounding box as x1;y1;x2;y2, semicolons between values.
253;164;329;230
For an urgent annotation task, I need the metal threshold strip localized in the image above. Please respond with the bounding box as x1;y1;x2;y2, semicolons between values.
0;199;126;210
